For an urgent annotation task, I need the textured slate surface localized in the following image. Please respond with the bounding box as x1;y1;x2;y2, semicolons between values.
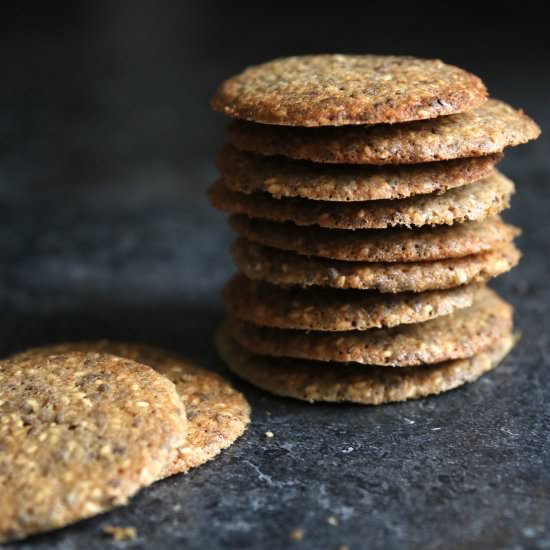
1;5;550;549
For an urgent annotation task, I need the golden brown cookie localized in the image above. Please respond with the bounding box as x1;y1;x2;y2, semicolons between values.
232;239;520;293
209;171;514;229
229;215;519;263
224;275;480;331
217;145;501;201
228;287;511;367
226;99;540;164
211;54;487;126
11;342;251;478
0;352;187;544
216;326;516;405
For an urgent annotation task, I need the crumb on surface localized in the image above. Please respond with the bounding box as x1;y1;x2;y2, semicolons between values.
513;280;530;295
265;431;274;438
290;529;304;541
103;525;137;541
327;515;339;526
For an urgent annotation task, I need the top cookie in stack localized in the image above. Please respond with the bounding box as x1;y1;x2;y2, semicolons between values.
209;54;540;405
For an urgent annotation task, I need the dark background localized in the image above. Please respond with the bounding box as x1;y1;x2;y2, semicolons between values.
1;2;549;549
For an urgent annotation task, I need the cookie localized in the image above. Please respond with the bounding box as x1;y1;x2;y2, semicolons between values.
232;239;520;293
229;215;519;263
226;99;540;164
217;145;501;202
224;274;480;331
216;326;516;405
228;287;511;367
0;352;187;543
10;342;251;477
209;171;514;230
224;275;479;332
211;54;487;126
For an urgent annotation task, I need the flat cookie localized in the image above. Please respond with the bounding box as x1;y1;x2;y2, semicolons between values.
226;99;540;164
229;215;519;263
209;171;514;229
211;54;487;126
11;342;251;478
0;352;187;543
224;275;480;331
228;287;511;367
216;327;516;405
232;239;520;293
217;145;501;202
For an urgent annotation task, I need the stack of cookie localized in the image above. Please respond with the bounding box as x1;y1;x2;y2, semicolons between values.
210;55;540;405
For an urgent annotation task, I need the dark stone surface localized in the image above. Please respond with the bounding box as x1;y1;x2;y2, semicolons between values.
1;3;550;549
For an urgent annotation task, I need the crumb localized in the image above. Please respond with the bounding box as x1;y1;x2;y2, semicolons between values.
103;525;137;541
327;516;339;526
265;431;274;438
173;503;182;512
338;546;350;550
513;280;530;295
290;529;304;541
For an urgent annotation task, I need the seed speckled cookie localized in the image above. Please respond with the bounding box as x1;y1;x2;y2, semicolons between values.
228;287;511;367
0;352;187;543
226;99;540;164
232;239;521;293
211;54;487;126
224;275;480;331
229;215;519;263
209;171;514;229
217;145;501;202
216;327;516;405
11;342;251;478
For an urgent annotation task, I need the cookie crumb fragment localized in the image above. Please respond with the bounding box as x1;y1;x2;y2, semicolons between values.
327;516;339;527
512;280;530;295
265;431;274;438
290;529;304;541
103;525;137;541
